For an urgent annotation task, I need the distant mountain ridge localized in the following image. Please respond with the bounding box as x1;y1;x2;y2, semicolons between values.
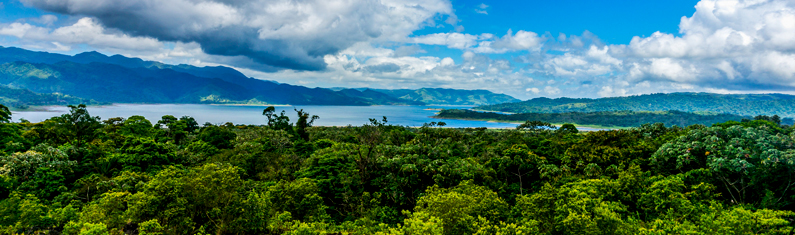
477;92;795;118
0;46;519;106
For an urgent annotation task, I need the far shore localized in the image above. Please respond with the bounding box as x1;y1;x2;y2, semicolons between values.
431;116;619;131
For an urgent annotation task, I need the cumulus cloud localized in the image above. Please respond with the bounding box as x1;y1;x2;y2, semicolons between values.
0;17;163;51
521;0;795;98
526;87;540;94
29;15;58;26
475;3;489;15
619;0;795;90
544;86;561;95
411;29;544;53
20;0;455;71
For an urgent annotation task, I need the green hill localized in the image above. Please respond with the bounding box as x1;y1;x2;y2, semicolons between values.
0;84;103;109
372;88;520;106
478;92;795;118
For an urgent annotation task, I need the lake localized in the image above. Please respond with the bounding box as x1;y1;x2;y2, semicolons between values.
11;104;526;128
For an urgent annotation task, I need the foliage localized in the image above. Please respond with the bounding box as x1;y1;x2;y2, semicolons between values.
2;105;795;234
651;125;795;206
0;104;9;123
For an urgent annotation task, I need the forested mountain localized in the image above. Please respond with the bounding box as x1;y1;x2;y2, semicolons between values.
2;104;795;234
0;46;518;106
435;109;756;128
371;88;521;105
478;92;795;117
0;84;104;109
337;89;425;105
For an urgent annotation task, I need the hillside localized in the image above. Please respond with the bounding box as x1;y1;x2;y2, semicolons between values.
478;92;795;118
0;46;519;106
372;88;521;105
0;84;104;109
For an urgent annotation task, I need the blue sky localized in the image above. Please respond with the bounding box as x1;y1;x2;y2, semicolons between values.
427;0;700;44
1;0;794;99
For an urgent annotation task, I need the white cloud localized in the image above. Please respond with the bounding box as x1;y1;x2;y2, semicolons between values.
598;86;628;97
0;18;163;51
30;15;58;26
440;57;455;66
620;0;795;89
412;29;544;54
8;0;795;99
475;3;489;14
544;86;560;95
521;0;795;98
479;30;544;53
412;33;481;50
20;0;456;71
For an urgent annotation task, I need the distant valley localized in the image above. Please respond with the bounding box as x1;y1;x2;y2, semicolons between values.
0;46;519;109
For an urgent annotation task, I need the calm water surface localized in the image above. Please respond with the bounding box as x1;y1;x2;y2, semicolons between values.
11;104;523;128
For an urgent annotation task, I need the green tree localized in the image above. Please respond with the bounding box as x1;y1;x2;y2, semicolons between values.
121;115;153;137
157;115;189;144
295;109;319;141
59;104;101;149
197;126;236;149
557;123;579;135
0;104;10;123
126;163;246;234
263;106;292;132
413;181;512;235
651;125;795;206
180;116;199;133
515;180;630;234
0;144;75;180
0;122;27;154
266;178;330;223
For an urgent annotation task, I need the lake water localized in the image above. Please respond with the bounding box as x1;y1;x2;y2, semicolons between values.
10;104;525;128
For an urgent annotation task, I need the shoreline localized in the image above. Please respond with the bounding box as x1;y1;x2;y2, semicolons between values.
10;103;481;112
431;116;620;130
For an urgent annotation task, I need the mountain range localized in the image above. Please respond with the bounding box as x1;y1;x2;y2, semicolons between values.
476;93;795;118
0;46;519;108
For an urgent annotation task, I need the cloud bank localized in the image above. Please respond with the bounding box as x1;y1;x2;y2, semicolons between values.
19;0;454;71
519;0;795;97
3;0;795;99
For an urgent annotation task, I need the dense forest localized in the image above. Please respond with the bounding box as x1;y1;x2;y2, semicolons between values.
477;93;795;118
2;103;795;234
434;109;788;128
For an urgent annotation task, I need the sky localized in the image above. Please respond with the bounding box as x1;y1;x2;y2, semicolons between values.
0;0;794;100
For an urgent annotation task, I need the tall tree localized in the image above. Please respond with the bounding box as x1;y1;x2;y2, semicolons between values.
262;106;292;132
0;104;10;123
60;104;101;149
295;109;319;141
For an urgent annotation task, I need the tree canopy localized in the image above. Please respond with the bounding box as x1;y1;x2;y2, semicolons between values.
1;105;795;234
